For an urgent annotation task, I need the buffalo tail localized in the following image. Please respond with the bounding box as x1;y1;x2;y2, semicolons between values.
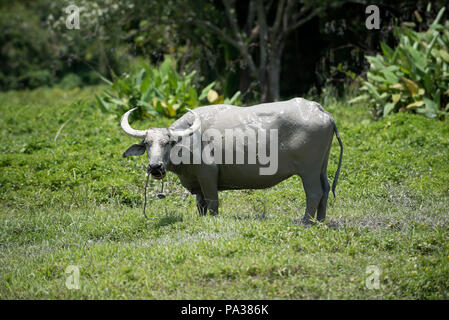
331;121;343;199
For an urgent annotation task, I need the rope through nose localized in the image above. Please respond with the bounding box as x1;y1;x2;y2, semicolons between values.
143;173;150;219
143;173;166;220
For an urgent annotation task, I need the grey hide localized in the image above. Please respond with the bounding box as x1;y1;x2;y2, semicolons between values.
121;97;343;224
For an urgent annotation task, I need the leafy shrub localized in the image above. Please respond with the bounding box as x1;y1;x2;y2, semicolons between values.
0;3;58;90
57;73;83;90
20;70;55;89
353;8;449;119
0;1;133;91
96;57;241;119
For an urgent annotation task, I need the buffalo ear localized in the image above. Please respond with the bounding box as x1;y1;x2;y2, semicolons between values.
122;142;146;157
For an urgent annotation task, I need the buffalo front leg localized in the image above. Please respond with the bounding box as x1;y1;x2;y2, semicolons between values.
201;185;219;216
195;192;208;216
198;167;219;215
300;174;323;225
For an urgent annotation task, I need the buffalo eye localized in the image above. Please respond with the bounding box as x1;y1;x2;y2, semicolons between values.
160;139;169;146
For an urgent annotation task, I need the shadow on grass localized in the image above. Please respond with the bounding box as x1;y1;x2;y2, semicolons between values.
152;211;183;229
230;211;269;221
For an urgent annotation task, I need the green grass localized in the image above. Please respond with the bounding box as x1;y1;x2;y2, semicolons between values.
1;86;448;299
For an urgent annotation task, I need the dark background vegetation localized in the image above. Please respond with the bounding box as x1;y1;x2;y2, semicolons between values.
1;0;447;101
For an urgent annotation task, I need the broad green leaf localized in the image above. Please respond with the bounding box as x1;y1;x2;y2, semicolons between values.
199;82;216;100
414;10;423;23
99;75;113;85
383;103;395;116
425;32;439;58
230;91;241;104
363;82;383;103
165;104;176;118
431;7;446;27
422;73;434;93
399;66;410;75
392;94;401;104
381;69;400;83
439;49;449;63
348;95;369;104
417;97;439;118
401;22;416;28
433;89;441;108
137;100;159;117
95;95;112;112
366;55;385;70
140;73;151;95
380;42;394;61
408;47;427;71
224;91;241;105
401;77;419;95
423;97;439;112
389;83;405;90
154;100;165;114
367;72;387;83
405;100;425;109
108;97;127;107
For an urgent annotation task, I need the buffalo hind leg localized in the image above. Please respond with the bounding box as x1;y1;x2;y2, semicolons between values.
300;174;323;225
317;146;331;222
316;167;330;222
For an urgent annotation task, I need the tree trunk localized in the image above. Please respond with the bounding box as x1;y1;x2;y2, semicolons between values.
262;43;284;102
197;0;319;103
267;53;281;101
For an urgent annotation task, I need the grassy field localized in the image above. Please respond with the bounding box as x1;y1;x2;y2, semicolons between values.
0;86;448;299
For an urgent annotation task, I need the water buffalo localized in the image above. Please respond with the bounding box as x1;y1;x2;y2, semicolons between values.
121;97;343;224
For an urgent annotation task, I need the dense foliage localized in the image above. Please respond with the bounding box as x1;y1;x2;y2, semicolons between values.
0;0;136;90
96;57;241;119
2;0;447;104
354;7;449;119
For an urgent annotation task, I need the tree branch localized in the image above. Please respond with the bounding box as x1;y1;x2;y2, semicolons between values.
282;0;297;33
272;0;286;34
291;4;312;24
222;0;244;41
286;8;321;34
245;0;256;35
192;18;258;79
256;0;268;81
193;19;241;49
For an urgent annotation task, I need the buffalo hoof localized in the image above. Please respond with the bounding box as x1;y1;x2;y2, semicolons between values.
294;218;314;227
196;202;208;216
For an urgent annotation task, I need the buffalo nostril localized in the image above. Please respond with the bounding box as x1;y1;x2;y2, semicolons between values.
149;163;163;170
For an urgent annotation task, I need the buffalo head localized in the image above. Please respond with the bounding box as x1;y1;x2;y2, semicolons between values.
121;107;200;179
